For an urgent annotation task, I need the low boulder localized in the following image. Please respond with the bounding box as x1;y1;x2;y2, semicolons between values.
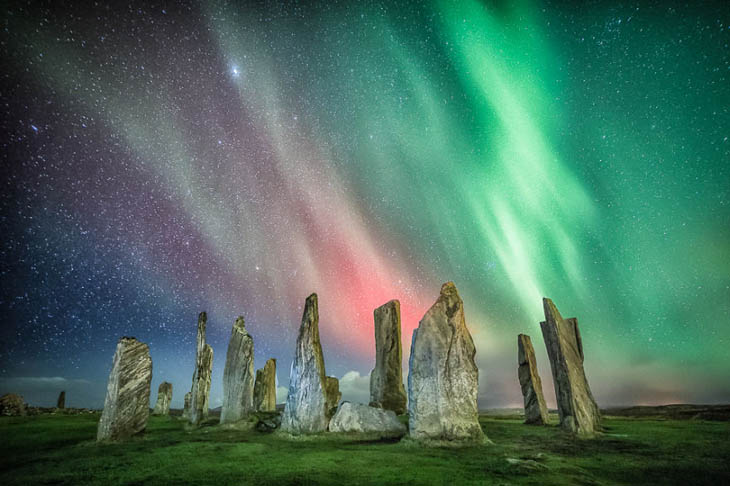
0;393;26;416
329;402;406;438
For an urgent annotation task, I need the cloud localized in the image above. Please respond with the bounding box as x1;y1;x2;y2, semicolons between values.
276;386;288;404
338;370;370;404
0;376;91;386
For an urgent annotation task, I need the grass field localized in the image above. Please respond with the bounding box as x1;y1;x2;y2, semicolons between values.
1;412;728;485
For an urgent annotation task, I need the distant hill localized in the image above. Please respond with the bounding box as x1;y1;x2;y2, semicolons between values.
602;404;730;421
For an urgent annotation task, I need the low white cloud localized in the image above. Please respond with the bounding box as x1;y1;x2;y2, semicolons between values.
338;370;370;404
0;376;91;386
276;386;288;404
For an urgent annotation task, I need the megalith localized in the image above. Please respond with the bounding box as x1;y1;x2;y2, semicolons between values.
182;392;192;420
190;312;213;425
325;376;341;418
152;382;173;416
97;337;152;441
517;334;549;425
281;293;329;434
369;300;407;415
407;282;485;443
540;298;601;436
253;358;277;412
220;316;255;423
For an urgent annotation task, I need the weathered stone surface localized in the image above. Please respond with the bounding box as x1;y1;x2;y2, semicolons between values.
190;312;213;425
540;298;601;436
220;316;255;424
281;293;329;434
57;390;66;409
97;337;152;441
255;411;282;433
182;392;192;420
254;358;277;412
408;282;486;443
518;334;549;425
369;300;407;415
152;382;173;416
325;376;341;419
0;393;26;416
329;402;406;438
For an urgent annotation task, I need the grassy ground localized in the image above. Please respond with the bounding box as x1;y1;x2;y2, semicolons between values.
1;413;728;485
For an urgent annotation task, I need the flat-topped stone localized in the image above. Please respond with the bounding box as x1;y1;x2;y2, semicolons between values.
369;300;407;415
221;316;255;423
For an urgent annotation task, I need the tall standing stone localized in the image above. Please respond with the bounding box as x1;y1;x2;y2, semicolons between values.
220;316;255;423
182;392;192;420
408;282;485;443
517;334;549;425
57;390;66;409
152;382;173;416
253;358;277;412
97;337;152;441
325;376;341;418
369;300;407;415
190;312;213;425
281;293;329;434
540;298;601;436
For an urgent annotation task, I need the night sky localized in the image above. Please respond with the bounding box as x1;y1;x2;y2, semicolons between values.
1;1;728;410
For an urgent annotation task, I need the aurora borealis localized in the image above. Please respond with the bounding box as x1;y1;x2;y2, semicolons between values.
1;1;728;410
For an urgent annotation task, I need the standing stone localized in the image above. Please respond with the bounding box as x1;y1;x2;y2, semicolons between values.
190;312;213;425
517;334;549;425
0;394;26;416
281;293;329;434
408;282;485;443
152;382;173;416
182;392;192;420
57;390;66;410
220;316;255;423
253;358;277;412
369;300;407;415
97;337;153;441
540;298;601;436
325;376;341;418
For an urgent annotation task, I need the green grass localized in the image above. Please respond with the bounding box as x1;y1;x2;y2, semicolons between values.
1;413;728;485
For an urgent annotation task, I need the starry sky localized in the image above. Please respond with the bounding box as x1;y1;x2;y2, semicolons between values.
1;1;728;410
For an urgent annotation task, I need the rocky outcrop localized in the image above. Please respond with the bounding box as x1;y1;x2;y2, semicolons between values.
0;393;26;416
518;334;549;425
182;392;192;420
57;390;66;410
190;312;213;425
540;298;601;436
325;376;341;418
220;316;255;423
254;358;277;412
152;382;173;416
281;293;329;434
97;337;152;441
369;300;407;415
408;282;486;444
329;402;406;438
